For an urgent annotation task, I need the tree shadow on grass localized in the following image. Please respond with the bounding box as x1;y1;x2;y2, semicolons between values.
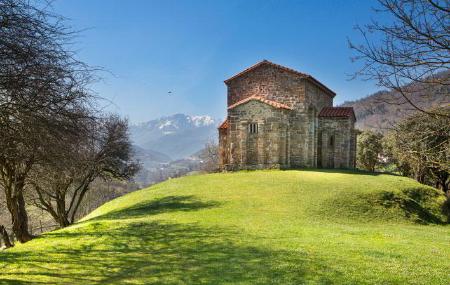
1;195;339;284
0;280;48;285
378;187;448;224
0;221;337;284
90;195;221;221
292;168;386;176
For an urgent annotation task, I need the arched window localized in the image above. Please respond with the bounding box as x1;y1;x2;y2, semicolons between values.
248;123;258;134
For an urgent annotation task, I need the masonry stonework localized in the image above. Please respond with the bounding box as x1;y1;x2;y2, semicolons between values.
219;60;356;170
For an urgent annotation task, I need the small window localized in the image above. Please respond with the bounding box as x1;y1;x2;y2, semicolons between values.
248;123;258;134
329;135;334;147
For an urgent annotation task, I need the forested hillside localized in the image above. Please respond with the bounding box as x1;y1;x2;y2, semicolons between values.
342;71;449;131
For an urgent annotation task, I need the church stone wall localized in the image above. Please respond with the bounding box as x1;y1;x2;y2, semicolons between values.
304;80;333;112
287;111;310;168
318;117;356;168
219;61;356;171
224;65;328;169
225;100;290;170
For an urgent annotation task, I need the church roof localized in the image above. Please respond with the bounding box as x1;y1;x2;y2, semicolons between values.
218;119;228;130
319;107;355;119
228;95;293;110
224;60;336;97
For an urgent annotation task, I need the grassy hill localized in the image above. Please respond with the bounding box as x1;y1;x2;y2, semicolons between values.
1;170;449;284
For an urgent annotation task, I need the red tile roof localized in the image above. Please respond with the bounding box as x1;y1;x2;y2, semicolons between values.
218;119;228;129
318;107;355;119
224;60;336;97
228;95;293;110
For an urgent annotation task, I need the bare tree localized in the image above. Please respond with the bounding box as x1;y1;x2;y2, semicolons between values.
349;0;449;116
198;140;219;173
0;0;95;242
28;115;139;227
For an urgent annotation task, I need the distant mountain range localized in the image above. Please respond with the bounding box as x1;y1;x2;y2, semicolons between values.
130;114;218;161
129;114;220;186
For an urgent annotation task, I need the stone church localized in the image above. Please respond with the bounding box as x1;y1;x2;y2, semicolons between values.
218;60;357;170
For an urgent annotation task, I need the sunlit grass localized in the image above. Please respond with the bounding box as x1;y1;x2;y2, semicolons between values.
1;170;449;284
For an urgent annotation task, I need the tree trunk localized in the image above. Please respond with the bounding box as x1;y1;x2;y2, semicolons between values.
434;172;449;196
0;225;13;248
56;197;70;228
415;171;425;184
1;162;34;243
69;182;91;224
6;192;34;243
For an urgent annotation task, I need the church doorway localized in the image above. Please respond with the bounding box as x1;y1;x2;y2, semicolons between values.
317;131;322;168
318;132;335;168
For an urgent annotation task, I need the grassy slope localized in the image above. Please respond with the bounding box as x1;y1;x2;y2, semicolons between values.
1;170;449;285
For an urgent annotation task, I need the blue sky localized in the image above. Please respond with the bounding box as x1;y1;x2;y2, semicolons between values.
53;0;384;123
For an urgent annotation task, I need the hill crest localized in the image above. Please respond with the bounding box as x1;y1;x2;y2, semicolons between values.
3;170;449;284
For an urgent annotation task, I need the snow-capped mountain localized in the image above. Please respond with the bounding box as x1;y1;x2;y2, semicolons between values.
130;114;219;160
189;115;216;127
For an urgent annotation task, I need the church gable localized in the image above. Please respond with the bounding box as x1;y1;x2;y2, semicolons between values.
225;60;336;108
225;62;307;109
224;60;308;84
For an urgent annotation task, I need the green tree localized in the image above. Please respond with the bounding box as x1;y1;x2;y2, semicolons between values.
381;133;411;176
357;131;383;172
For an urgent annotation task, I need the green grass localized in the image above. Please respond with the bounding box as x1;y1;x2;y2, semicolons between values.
1;170;449;284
